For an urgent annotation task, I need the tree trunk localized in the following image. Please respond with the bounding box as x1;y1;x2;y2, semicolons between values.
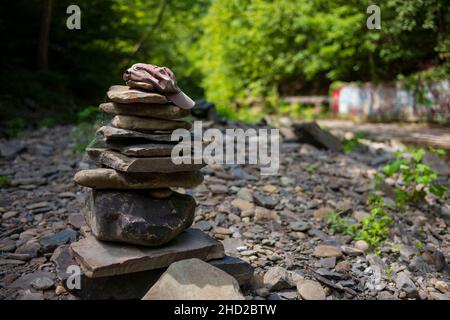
37;0;52;71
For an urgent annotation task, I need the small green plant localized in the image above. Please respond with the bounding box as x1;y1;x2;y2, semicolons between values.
326;194;394;251
381;147;448;208
415;241;425;253
342;133;365;153
4;117;26;137
386;264;395;278
77;106;100;123
69;106;102;153
0;176;11;188
326;211;356;236
305;162;320;173
355;204;394;249
38;116;60;129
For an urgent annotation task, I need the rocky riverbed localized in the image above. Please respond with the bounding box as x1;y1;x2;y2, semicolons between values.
1;124;449;300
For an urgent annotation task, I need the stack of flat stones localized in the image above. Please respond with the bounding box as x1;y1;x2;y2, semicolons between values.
74;84;205;246
63;82;253;299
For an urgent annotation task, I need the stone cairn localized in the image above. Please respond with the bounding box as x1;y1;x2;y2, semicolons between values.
61;77;252;299
74;82;204;246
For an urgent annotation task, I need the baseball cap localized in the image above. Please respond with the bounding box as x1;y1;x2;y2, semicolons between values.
123;63;195;109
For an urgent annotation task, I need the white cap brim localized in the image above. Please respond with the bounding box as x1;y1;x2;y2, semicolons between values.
167;91;195;109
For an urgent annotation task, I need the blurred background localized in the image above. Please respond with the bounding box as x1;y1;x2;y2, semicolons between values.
0;0;448;135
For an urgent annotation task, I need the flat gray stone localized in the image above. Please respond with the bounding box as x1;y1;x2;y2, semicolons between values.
70;228;225;278
97;125;173;142
126;80;154;91
111;115;191;131
84;190;196;246
107;142;175;157
107;85;168;104
0;140;25;158
8;271;55;290
74;168;203;189
142;258;244;300
87;135;177;157
209;256;253;287
87;149;205;173
100;102;189;119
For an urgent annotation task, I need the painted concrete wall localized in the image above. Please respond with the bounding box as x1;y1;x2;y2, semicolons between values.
331;80;450;123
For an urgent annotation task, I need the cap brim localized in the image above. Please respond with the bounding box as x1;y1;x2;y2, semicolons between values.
167;91;195;109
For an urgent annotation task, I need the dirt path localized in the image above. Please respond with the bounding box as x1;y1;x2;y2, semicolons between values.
319;120;450;150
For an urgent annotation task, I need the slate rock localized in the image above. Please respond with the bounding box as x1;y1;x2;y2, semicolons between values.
263;266;292;291
209;256;254;287
105;142;176;157
253;192;277;209
74;168;203;189
39;228;77;253
111;115;191;131
0;140;25;158
87;149;205;173
289;220;311;232
85;189;196;246
70;228;225;278
17;290;44;300
31;276;54;290
68;213;86;230
9;271;55;290
107;85;168;104
313;245;342;258
142;258;244;300
97;125;173;142
315;268;348;280
126;80;154;91
15;241;41;258
53;245;249;299
297;280;326;300
100;102;189;119
320;257;336;269
395;271;419;298
192;220;213;232
409;256;431;273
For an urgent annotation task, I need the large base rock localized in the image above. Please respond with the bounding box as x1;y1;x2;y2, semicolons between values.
53;245;252;300
70;228;225;278
85;190;195;246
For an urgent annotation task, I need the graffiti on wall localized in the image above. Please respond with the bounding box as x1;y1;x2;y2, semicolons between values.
332;80;450;123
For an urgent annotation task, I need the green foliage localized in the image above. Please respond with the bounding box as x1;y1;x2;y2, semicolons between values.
77;106;100;124
196;0;449;112
1;0;448;124
342;133;365;153
326;193;394;251
38;117;60;129
70;123;95;153
4;117;27;137
69;106;103;153
326;211;357;236
355;195;394;248
381;147;448;208
0;176;11;188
